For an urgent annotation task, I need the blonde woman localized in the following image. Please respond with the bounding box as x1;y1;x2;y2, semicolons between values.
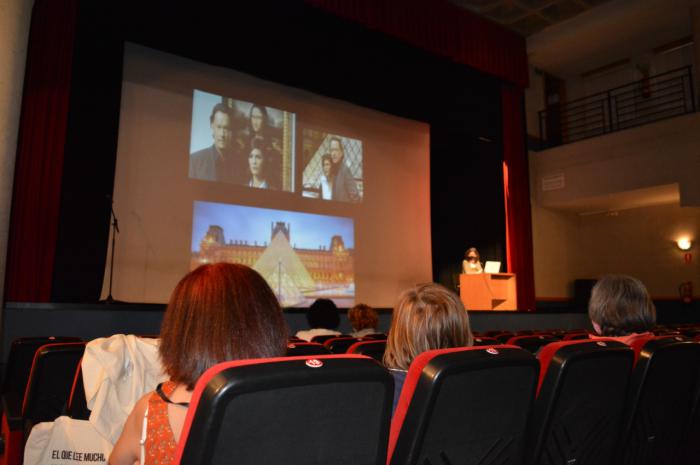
383;283;473;413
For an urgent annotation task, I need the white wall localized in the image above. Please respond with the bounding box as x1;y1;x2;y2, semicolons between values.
530;109;700;299
0;0;34;305
531;112;700;209
532;201;700;299
566;45;696;103
525;65;545;138
531;199;582;298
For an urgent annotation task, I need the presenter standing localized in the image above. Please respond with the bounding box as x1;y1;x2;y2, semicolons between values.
462;247;483;274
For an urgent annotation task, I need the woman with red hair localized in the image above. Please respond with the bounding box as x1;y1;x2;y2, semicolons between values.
109;263;287;465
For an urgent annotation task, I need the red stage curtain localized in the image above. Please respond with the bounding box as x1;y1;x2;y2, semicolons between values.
502;86;536;311
4;0;78;302
305;0;528;88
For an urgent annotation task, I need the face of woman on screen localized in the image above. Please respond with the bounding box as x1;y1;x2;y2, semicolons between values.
249;148;264;178
322;158;332;177
250;106;264;133
330;139;343;164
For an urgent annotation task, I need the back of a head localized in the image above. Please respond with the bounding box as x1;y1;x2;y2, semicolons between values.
384;283;473;370
159;263;288;388
306;298;340;330
348;303;378;332
588;274;656;337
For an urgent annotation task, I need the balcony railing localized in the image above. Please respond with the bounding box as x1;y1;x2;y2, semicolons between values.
538;66;696;149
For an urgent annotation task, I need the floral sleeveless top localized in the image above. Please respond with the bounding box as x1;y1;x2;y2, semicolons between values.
144;381;181;465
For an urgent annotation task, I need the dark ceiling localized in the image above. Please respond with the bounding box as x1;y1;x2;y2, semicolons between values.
449;0;615;36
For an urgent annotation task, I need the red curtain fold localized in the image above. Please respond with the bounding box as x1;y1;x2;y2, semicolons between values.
502;86;536;311
305;0;528;88
4;0;78;302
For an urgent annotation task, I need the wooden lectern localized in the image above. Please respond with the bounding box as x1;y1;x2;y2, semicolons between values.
459;273;517;311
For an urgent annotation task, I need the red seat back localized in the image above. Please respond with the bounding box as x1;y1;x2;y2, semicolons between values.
175;355;392;465
346;340;386;362
388;345;538;465
323;336;361;353
618;337;700;465
285;342;331;356
506;334;560;353
531;339;633;465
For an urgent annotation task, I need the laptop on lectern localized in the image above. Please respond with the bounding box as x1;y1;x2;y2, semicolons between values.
484;261;501;274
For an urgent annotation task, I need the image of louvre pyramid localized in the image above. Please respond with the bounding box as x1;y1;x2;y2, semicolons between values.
253;229;316;307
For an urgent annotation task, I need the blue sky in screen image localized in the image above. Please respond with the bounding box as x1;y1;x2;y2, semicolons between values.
190;89;222;153
191;201;354;251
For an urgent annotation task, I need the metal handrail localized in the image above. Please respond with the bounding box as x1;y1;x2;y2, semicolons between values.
538;66;696;149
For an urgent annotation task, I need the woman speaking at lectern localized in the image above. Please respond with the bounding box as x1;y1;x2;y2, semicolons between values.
462;247;483;274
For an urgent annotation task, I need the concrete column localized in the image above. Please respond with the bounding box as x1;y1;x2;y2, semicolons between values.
0;0;34;306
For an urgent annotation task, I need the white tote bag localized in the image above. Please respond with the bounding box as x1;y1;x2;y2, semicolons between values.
24;416;113;465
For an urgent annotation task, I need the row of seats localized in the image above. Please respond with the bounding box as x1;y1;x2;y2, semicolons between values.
478;324;700;341
174;336;700;465
287;335;387;360
2;334;700;465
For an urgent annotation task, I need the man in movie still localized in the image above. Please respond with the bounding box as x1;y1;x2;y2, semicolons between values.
329;137;359;202
189;103;242;183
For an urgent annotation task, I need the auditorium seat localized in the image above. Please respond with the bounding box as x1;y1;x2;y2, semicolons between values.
680;328;700;338
680;365;700;464
494;332;515;343
617;337;700;465
346;340;386;361
472;336;499;346
22;342;86;425
285;342;331;356
1;337;82;416
323;337;362;354
1;341;85;465
66;359;90;420
360;333;388;340
506;334;560;353
388;346;538;465
174;355;392;465
562;332;590;341
310;334;349;344
0;336;81;461
482;330;506;337
653;329;682;336
529;339;633;465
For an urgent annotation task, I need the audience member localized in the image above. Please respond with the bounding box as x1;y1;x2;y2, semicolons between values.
109;263;287;465
348;303;379;338
588;274;656;345
295;298;342;341
383;283;473;413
